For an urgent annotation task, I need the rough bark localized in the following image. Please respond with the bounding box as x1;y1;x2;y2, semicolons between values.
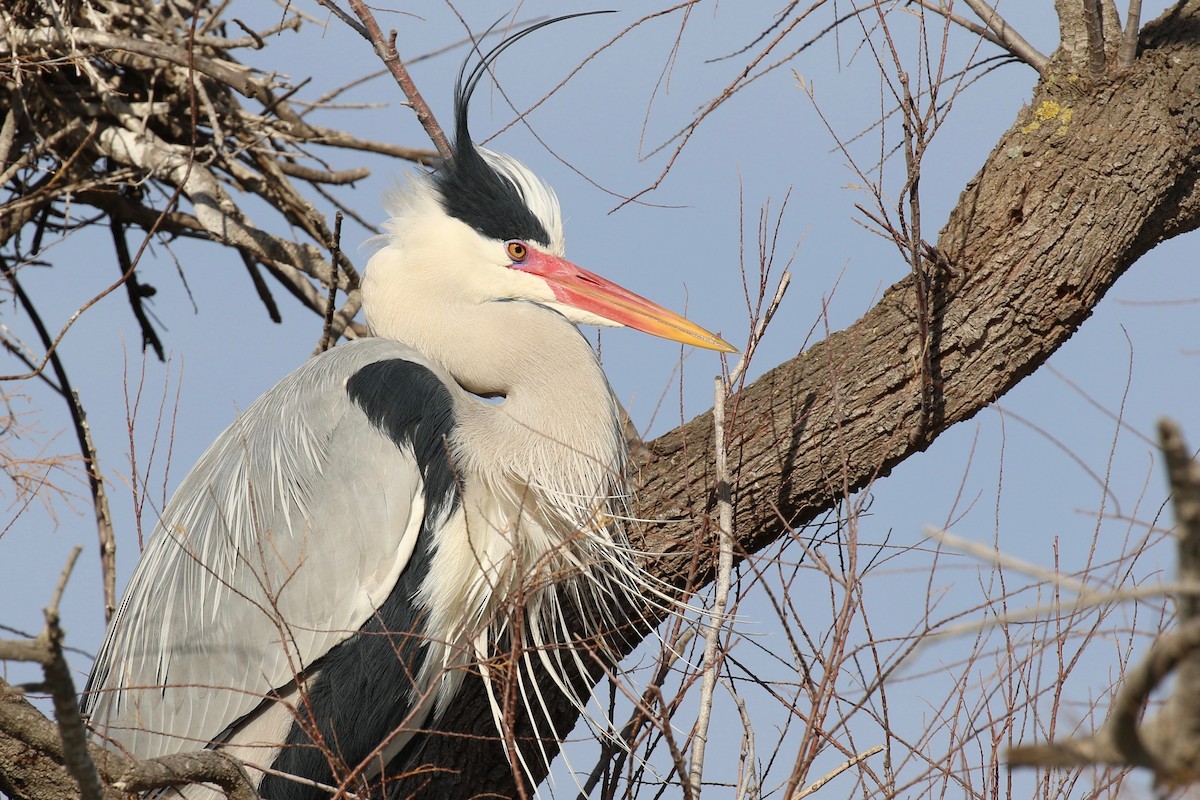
6;1;1200;799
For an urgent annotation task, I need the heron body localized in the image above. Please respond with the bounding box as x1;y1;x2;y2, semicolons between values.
83;20;733;799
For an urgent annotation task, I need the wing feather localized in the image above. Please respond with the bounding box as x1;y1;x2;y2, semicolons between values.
84;338;449;760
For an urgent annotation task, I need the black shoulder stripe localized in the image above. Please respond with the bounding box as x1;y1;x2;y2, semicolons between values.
345;358;460;518
258;360;461;799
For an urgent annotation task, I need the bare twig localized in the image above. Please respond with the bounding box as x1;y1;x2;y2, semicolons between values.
2;261;117;624
688;375;736;798
907;1;1008;53
337;0;452;158
316;212;343;354
109;219;164;362
74;390;117;626
578;627;695;798
791;745;885;799
690;230;790;794
1118;0;1143;67
723;677;758;800
728;270;790;388
959;0;1049;72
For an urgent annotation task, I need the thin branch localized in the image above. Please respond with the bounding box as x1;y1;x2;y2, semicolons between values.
729;270;790;388
109;218;164;361
724;677;758;800
316;212;343;354
906;0;1008;54
2;261;117;624
687;375;735;799
241;251;282;324
1118;0;1143;67
958;0;1049;73
74;390;117;626
336;0;452;158
274;162;370;184
792;745;885;799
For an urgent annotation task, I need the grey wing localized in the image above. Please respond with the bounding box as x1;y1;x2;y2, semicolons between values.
84;338;447;759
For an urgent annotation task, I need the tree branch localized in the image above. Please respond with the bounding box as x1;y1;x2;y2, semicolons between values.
960;0;1050;72
1119;0;1145;66
389;8;1200;794
338;0;453;158
1009;419;1200;783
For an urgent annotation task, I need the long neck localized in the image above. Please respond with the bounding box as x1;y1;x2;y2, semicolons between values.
369;288;625;514
448;300;623;497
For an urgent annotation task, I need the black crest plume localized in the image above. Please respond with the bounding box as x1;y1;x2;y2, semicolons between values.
433;12;614;246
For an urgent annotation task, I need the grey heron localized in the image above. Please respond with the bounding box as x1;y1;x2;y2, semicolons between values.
82;18;733;799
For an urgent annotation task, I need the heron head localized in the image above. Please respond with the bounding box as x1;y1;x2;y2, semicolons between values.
367;16;736;355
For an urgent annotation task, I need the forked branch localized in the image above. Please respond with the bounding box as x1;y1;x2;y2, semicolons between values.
1008;419;1200;785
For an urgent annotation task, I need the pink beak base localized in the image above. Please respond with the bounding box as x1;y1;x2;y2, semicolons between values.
521;250;737;354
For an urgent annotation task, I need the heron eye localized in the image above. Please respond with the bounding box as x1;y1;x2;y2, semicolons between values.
506;240;528;263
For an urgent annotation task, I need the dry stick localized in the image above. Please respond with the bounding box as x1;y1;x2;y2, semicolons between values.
722;677;757;800
74;390;117;625
905;0;1008;54
1118;0;1143;68
958;0;1049;72
791;745;885;800
115;752;257;800
2;263;117;625
233;759;363;800
339;0;452;158
316;211;343;354
42;547;106;800
687;376;733;800
690;267;790;796
109;218;164;361
729;271;791;389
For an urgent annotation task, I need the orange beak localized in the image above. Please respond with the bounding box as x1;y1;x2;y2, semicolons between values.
521;250;737;354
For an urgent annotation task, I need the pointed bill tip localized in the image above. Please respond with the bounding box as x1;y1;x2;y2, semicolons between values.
653;319;739;355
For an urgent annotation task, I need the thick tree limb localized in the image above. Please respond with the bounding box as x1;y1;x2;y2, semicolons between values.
391;6;1200;796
